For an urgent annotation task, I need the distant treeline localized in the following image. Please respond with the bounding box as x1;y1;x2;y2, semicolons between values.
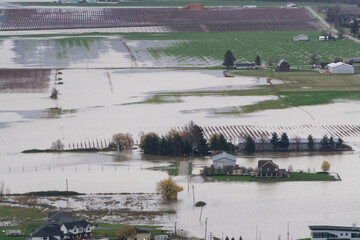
255;0;359;3
139;121;235;157
23;191;83;197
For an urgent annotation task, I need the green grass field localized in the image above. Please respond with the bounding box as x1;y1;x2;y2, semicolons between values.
16;1;354;7
209;172;336;182
122;31;360;66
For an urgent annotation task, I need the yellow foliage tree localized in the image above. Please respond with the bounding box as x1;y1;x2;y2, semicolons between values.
156;178;184;200
321;161;331;172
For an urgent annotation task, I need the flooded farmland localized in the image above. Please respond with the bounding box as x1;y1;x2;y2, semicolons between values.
1;68;360;239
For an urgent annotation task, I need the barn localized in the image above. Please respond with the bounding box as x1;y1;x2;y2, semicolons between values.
293;34;309;41
327;62;354;74
277;59;290;72
212;152;236;169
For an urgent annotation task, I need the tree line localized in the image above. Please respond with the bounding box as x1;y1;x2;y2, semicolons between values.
243;132;345;155
139;121;235;157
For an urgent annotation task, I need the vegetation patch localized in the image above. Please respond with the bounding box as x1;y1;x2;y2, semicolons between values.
123;31;360;66
209;172;336;182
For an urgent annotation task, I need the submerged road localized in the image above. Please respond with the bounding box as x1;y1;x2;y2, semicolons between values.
178;161;189;176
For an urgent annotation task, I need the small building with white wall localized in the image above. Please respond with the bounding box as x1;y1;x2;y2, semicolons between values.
327;62;354;74
309;225;360;240
212;152;236;169
293;34;309;41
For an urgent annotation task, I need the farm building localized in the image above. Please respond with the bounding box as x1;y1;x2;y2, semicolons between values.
212;152;236;169
235;63;256;69
256;160;286;178
287;2;297;8
277;59;290;72
327;62;354;74
293;34;309;41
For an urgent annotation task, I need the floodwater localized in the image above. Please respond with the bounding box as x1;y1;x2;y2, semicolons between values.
1;69;360;239
0;37;218;68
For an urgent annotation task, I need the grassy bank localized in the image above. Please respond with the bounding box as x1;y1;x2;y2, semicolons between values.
16;1;354;7
122;31;360;66
92;223;165;239
209;172;337;182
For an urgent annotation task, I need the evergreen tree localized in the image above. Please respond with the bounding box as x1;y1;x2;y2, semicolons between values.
279;132;290;150
223;50;235;69
197;138;209;156
336;138;344;149
140;133;160;154
225;237;229;240
239;237;243;240
244;135;256;155
171;133;184;156
210;134;219;151
351;20;359;35
159;137;172;156
183;138;193;156
218;134;228;151
255;55;261;66
307;134;314;151
231;237;235;240
329;136;335;151
270;132;279;150
320;135;330;151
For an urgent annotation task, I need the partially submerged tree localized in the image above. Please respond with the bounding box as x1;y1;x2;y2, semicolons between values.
140;132;160;154
223;50;235;69
243;135;256;155
279;132;290;150
307;134;315;151
321;161;331;173
50;88;58;99
51;140;65;151
156;178;184;200
195;201;207;220
270;132;279;150
111;133;134;151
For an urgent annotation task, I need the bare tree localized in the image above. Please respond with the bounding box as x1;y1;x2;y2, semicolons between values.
259;134;267;152
111;133;134;151
51;140;65;151
5;186;10;195
294;136;301;151
0;181;5;196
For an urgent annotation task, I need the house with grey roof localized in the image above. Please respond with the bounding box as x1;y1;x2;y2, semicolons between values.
256;160;286;178
212;152;236;169
29;212;92;240
29;226;63;240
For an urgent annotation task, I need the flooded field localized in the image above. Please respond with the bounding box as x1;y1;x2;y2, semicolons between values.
1;69;360;239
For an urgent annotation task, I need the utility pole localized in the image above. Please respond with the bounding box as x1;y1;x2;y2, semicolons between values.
205;218;208;240
287;221;290;240
209;232;213;240
175;222;177;236
256;226;258;240
192;185;195;205
66;179;69;192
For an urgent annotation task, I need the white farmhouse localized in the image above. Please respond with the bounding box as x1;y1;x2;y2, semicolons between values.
309;225;360;240
212;152;236;169
327;62;354;74
293;34;309;41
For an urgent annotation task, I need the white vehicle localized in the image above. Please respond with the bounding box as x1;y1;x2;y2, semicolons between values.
155;235;169;240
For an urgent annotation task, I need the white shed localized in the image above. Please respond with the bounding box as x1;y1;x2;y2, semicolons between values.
212;152;236;169
293;34;308;41
327;62;354;74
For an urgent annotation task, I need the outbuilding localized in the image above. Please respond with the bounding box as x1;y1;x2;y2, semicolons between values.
293;34;309;41
277;59;290;72
327;62;354;74
212;152;236;169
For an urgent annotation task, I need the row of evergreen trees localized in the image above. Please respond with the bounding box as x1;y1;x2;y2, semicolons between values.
140;121;235;157
243;132;345;155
